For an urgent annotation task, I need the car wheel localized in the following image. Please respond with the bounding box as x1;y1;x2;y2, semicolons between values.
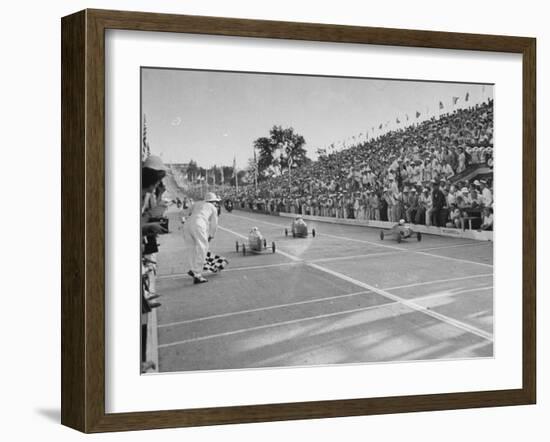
242;244;246;256
312;228;316;237
292;231;296;238
417;232;422;241
272;242;276;253
263;238;267;248
235;241;239;252
285;228;288;237
397;234;402;243
380;230;384;240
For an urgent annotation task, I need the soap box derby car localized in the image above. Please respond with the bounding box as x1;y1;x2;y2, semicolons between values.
379;219;422;243
236;227;276;255
285;216;316;238
223;198;234;213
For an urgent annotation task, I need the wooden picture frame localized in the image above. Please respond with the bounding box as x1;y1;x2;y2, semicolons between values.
61;9;536;433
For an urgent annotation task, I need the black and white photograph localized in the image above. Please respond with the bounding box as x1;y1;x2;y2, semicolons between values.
140;67;494;374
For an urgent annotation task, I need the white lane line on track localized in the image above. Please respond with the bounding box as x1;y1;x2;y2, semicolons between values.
413;286;493;303
307;263;493;342
384;273;494;291
227;212;492;266
310;251;401;263
157;261;302;280
158;301;397;348
414;251;493;268
158;290;372;328
216;221;493;342
419;242;491;252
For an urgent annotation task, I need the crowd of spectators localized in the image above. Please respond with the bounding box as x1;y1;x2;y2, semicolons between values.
221;101;494;231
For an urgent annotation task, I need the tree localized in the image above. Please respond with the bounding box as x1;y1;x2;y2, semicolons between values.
253;125;308;180
187;159;199;182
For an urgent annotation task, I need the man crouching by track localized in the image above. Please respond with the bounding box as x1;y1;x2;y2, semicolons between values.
182;192;227;284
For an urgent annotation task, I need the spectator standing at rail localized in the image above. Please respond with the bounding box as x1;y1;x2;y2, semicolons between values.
383;188;394;222
379;189;388;221
479;207;494;231
406;188;419;224
431;180;446;227
479;180;493;207
457;147;467;173
416;187;431;225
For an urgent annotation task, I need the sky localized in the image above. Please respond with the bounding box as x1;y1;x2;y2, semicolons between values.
141;68;493;170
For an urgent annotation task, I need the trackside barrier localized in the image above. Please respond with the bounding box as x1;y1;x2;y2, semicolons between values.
278;212;493;242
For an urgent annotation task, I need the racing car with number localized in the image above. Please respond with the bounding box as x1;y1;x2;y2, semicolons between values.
284;216;316;238
223;198;234;213
236;227;276;255
379;219;422;243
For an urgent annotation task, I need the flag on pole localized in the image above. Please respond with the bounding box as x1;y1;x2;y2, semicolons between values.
452;96;459;105
465;92;470;102
379;123;383;129
416;111;421;118
232;155;239;192
439;101;444;110
253;149;258;189
396;117;400;124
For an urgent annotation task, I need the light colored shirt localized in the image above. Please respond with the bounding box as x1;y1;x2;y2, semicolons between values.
481;187;493;207
187;201;218;238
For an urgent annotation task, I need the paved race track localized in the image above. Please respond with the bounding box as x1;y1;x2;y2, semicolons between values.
153;209;493;373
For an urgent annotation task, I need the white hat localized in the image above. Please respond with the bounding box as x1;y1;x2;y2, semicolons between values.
143;155;167;171
461;187;469;193
473;180;480;186
205;192;221;202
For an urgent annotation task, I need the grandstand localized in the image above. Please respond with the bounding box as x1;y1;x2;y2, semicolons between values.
220;100;494;233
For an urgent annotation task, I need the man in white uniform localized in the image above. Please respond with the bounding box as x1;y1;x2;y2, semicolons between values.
182;192;220;284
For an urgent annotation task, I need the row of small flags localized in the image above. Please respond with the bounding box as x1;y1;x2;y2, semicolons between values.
319;91;479;155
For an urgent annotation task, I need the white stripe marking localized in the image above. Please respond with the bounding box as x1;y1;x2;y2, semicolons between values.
158;301;396;348
419;242;491;252
414;251;493;268
158;290;371;328
413;286;493;302
312;231;406;251
384;273;493;291
307;263;493;341
310;251;401;263
157;261;301;280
